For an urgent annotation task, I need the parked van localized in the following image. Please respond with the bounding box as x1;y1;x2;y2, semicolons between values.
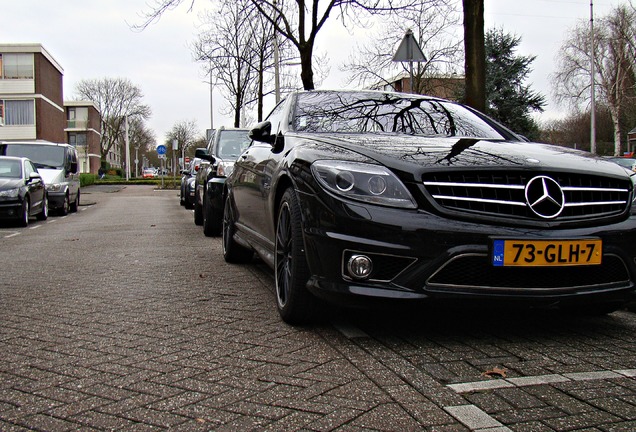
0;141;80;215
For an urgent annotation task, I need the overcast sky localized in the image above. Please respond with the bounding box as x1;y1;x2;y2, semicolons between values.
2;0;626;145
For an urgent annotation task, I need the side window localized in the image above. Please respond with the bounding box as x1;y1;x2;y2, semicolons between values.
24;160;36;177
265;100;287;134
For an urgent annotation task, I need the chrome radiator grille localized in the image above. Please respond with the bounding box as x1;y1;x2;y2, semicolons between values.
422;172;631;221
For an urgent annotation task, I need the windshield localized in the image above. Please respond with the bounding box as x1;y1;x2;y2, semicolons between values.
0;159;22;178
292;91;505;139
215;130;251;159
4;144;65;169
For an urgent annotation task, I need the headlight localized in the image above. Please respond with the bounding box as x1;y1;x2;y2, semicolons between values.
47;183;63;192
0;188;20;198
311;160;417;209
631;174;636;214
217;160;235;177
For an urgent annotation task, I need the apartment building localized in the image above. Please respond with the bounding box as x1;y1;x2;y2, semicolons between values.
0;44;65;142
65;101;101;174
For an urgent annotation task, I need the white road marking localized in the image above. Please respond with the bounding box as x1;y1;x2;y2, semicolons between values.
447;368;636;394
445;405;510;431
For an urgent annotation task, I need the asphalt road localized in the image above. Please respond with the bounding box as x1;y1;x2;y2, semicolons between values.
1;184;635;431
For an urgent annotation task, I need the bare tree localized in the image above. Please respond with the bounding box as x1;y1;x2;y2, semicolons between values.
135;0;420;92
192;0;299;125
166;119;201;153
192;2;256;127
342;1;462;94
75;78;152;161
553;5;636;155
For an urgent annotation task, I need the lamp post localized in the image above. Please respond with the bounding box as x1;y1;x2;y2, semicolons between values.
134;145;140;178
589;0;596;154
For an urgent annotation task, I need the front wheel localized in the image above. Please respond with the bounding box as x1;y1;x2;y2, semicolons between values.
58;194;69;216
222;194;253;263
36;194;48;221
69;191;80;213
193;195;203;226
275;188;315;325
203;195;222;237
18;197;30;227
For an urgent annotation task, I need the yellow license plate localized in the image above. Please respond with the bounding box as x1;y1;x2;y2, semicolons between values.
492;239;602;267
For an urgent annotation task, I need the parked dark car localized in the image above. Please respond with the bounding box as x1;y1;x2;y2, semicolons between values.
223;89;636;324
180;157;202;209
605;156;636;172
0;156;48;226
0;141;80;215
194;127;251;236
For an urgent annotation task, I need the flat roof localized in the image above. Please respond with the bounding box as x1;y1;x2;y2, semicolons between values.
0;43;64;74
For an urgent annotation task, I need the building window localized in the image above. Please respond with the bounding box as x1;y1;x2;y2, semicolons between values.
67;106;88;128
1;53;34;79
69;133;87;146
2;100;35;125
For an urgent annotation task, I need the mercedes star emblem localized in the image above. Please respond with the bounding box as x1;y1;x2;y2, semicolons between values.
525;176;565;219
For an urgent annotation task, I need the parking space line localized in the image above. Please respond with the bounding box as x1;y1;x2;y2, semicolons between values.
4;232;20;238
444;405;510;431
29;225;42;230
447;369;636;394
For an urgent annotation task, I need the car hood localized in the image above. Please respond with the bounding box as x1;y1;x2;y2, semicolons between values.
0;178;22;190
299;133;629;180
37;168;63;184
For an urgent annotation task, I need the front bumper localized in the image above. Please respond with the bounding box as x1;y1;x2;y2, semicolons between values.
0;200;22;220
47;191;66;210
298;190;636;306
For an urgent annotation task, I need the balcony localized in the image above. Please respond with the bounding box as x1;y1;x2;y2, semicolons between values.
66;119;88;129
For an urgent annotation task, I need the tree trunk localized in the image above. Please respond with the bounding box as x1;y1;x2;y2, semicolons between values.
257;62;264;122
462;0;486;112
609;105;622;156
299;42;315;91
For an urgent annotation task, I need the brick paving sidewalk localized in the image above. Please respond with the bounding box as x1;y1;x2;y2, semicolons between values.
0;185;634;431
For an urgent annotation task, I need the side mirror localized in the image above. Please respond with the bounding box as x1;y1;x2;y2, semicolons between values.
70;161;78;173
249;121;275;145
199;154;215;163
27;171;41;183
194;148;208;158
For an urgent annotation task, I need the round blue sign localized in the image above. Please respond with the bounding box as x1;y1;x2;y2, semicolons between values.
156;145;167;155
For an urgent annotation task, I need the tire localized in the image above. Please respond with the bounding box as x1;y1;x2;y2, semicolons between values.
194;196;203;226
18;197;29;227
203;195;222;237
561;301;623;316
69;191;80;213
222;194;253;263
36;194;48;221
58;194;69;216
274;188;315;325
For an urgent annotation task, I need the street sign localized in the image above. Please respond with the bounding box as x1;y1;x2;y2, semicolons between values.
157;145;167;155
392;29;427;94
393;29;427;62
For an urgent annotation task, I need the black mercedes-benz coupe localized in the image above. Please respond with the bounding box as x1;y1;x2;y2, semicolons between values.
222;90;636;324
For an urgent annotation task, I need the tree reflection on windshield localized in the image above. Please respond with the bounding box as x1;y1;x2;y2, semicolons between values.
293;91;503;139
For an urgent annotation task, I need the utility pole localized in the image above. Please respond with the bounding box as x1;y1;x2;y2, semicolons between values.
125;115;131;181
590;0;597;154
273;0;281;103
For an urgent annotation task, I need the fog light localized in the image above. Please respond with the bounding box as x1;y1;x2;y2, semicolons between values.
347;255;373;279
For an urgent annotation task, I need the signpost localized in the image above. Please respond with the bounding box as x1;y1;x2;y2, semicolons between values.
392;29;427;93
157;145;167;188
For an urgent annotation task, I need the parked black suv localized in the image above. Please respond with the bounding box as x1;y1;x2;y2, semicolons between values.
193;127;251;236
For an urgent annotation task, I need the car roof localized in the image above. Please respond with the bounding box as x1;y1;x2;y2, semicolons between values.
0;155;28;162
